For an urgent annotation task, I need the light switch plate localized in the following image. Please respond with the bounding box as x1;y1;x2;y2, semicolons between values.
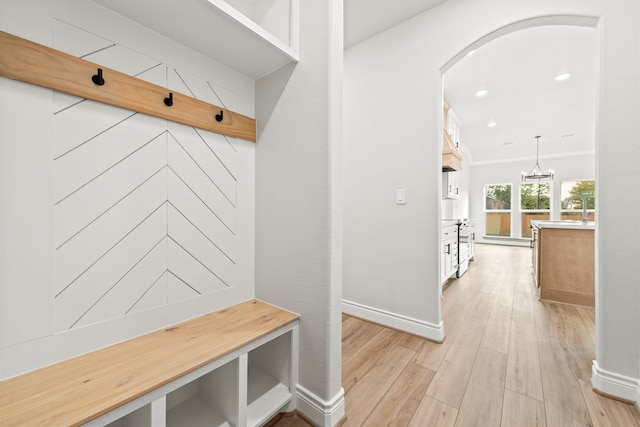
396;189;406;205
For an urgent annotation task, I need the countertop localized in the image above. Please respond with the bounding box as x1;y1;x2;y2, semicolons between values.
531;220;595;230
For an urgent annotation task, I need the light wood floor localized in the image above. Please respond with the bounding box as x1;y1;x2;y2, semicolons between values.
340;244;640;427
275;244;640;427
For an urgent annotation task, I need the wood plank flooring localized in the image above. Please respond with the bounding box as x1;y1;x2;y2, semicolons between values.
275;244;640;427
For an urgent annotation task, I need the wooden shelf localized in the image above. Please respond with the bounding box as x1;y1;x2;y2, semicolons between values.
94;0;299;79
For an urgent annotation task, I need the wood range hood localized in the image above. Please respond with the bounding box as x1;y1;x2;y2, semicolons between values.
442;98;463;172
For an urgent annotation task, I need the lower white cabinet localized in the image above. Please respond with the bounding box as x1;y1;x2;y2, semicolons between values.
441;224;459;286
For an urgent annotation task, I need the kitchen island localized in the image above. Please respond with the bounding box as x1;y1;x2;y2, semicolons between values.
531;220;595;307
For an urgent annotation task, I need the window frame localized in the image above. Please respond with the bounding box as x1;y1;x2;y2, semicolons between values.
484;183;512;238
560;178;596;221
519;181;552;238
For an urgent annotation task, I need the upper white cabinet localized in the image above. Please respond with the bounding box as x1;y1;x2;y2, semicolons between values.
442;98;463;172
93;0;299;79
446;107;462;148
443;171;460;199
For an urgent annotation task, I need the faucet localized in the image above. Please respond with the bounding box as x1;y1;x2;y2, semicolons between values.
564;195;589;222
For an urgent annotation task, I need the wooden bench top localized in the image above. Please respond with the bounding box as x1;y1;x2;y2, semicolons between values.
0;299;299;427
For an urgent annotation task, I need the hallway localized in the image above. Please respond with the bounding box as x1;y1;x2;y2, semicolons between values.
339;244;640;426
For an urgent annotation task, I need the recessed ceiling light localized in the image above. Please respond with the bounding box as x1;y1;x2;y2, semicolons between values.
555;72;571;81
475;89;488;97
488;121;497;128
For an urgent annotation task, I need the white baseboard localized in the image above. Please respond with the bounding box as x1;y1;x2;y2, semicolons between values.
591;360;639;403
342;300;445;342
296;385;345;427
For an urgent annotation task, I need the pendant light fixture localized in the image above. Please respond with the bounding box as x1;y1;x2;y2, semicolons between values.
522;135;554;181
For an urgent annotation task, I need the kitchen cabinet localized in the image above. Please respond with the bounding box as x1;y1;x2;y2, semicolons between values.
441;224;459;286
442;98;463;172
443;171;460;199
531;222;594;307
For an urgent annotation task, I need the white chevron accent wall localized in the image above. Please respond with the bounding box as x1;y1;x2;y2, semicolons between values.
52;21;238;331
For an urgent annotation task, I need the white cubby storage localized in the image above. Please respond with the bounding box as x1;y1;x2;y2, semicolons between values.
1;300;299;427
166;359;240;427
95;324;299;427
93;0;300;79
247;332;295;425
161;328;299;427
104;403;156;427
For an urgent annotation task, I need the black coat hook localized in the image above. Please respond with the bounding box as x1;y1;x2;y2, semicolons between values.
215;110;224;122
164;92;173;107
92;68;105;86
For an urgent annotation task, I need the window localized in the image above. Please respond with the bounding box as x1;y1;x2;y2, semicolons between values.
485;184;511;237
520;182;551;238
561;180;595;221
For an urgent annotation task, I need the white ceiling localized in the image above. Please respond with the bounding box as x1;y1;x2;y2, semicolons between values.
343;0;447;49
344;1;598;164
443;25;597;164
92;0;597;164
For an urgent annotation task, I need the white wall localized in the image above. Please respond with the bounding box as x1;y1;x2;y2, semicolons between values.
343;0;640;402
0;0;255;378
470;153;596;244
342;21;443;338
254;1;345;425
592;0;640;402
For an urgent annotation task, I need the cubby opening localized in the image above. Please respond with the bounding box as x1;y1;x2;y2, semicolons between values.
166;359;239;427
104;403;154;427
247;331;293;426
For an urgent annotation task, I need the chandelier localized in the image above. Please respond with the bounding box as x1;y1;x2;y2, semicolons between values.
522;135;554;181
